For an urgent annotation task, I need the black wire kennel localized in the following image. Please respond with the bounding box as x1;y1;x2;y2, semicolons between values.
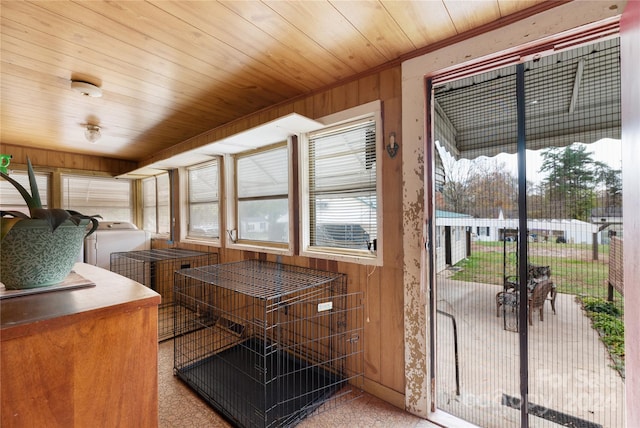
110;248;218;341
173;259;363;428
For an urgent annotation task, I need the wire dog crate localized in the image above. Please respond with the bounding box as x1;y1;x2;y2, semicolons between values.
173;259;363;428
110;248;218;341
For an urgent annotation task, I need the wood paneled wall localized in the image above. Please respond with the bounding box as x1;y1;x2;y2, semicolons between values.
0;143;137;175
150;65;406;403
3;65;406;404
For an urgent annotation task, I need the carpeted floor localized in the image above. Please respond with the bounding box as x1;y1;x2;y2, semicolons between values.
158;339;438;427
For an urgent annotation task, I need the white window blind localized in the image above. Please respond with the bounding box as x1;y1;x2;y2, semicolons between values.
308;118;377;251
236;144;289;244
62;175;131;222
143;173;170;234
0;170;49;214
187;161;219;239
157;173;170;234
143;177;156;233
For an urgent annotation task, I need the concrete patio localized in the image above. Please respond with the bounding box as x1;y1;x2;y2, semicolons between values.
436;276;625;427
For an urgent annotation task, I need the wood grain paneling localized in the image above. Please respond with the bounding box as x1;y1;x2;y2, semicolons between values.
147;67;406;400
1;0;628;415
1;264;159;428
0;143;137;176
1;0;557;161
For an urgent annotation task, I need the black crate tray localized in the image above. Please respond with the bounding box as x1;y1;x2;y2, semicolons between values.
176;338;343;428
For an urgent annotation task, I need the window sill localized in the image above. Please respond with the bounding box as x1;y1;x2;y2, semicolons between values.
301;247;381;266
181;237;222;248
226;241;293;256
148;233;170;240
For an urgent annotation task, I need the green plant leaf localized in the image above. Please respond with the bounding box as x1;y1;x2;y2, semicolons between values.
0;158;101;238
0;171;37;210
84;216;100;237
67;210;102;237
26;158;43;214
1;210;30;219
31;208;72;233
1;217;22;241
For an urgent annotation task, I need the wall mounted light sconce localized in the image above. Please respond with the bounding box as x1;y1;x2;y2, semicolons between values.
386;132;399;158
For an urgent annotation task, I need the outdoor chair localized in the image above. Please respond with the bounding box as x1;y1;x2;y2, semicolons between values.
496;279;556;327
504;264;551;291
496;288;518;318
527;279;555;325
504;264;556;314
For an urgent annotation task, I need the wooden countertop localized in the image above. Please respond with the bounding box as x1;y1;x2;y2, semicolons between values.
1;263;161;339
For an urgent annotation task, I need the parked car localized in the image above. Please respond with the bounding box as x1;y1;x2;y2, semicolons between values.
315;224;370;250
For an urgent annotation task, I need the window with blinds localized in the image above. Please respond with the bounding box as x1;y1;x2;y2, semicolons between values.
0;170;49;214
236;143;289;245
187;160;219;240
143;173;170;235
62;175;131;222
308;118;377;253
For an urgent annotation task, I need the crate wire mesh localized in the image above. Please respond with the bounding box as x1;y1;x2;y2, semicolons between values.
173;259;363;428
110;248;218;341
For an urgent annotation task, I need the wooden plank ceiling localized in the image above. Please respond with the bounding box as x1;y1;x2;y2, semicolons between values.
1;0;551;163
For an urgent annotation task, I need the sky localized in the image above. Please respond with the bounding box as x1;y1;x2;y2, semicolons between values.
496;138;622;184
438;138;622;186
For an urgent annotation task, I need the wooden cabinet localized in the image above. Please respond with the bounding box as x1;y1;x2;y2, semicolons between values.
1;263;161;428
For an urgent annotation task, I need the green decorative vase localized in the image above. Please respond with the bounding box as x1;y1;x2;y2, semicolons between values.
0;219;88;290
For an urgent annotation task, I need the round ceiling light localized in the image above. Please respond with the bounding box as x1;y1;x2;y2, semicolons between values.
71;80;102;98
84;124;101;143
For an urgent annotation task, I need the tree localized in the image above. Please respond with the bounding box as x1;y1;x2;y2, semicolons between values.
598;166;622;209
538;144;618;221
465;163;518;218
437;144;518;218
436;143;476;214
526;181;548;219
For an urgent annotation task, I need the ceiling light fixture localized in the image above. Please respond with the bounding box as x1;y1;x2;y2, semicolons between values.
71;80;102;97
84;124;101;143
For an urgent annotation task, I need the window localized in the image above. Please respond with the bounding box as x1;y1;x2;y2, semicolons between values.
187;161;219;239
306;117;377;255
143;173;170;234
235;144;289;245
62;175;132;222
477;226;489;237
0;170;49;214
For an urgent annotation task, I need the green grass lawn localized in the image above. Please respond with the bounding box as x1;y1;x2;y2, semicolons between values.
451;241;613;299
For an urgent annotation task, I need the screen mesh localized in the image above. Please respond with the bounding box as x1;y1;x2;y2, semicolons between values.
433;37;623;428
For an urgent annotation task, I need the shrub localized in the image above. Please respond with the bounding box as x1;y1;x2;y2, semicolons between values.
582;297;621;316
591;312;624;337
602;336;625;358
580;296;625;376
